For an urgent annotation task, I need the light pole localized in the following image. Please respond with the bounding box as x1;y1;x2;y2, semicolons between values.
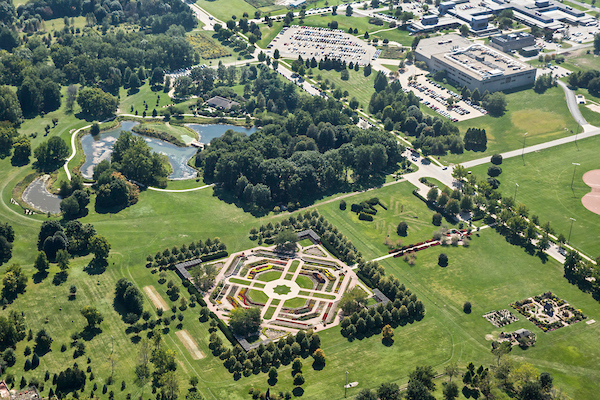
345;371;349;398
568;218;576;244
514;183;519;203
521;132;528;162
571;162;580;189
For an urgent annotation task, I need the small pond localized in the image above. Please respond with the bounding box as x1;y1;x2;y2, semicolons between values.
22;175;62;214
186;124;257;144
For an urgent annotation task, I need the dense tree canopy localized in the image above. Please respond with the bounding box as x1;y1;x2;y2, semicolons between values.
76;87;117;117
229;307;261;336
34;136;70;172
0;86;22;124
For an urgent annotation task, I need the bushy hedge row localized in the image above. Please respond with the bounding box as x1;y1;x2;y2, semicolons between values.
358;213;374;221
208;328;323;380
249;210;361;265
146;237;227;268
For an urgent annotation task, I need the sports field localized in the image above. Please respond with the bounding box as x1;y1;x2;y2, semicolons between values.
441;86;580;164
469;135;600;258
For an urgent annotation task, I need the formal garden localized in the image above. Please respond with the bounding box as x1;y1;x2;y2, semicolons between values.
204;240;365;337
511;292;588;332
483;309;519;328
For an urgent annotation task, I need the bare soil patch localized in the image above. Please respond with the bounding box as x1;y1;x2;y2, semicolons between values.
143;286;169;310
176;330;205;360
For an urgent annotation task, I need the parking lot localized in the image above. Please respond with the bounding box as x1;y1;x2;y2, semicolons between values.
269;25;379;66
399;72;485;122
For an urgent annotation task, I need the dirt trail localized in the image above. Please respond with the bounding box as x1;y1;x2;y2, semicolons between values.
143;286;169;310
176;330;205;360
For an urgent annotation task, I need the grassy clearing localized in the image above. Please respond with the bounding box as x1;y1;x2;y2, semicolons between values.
256;270;284;282
299;239;313;247
295;274;314;289
441;86;579;164
563;0;588;10
469;134;600;258
310;67;377;111
118;83;174;115
379;46;406;60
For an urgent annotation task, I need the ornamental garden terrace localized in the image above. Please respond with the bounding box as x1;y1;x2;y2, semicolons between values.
201;241;369;345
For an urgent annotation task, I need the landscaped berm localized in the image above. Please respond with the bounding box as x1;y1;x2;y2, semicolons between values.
203;241;369;341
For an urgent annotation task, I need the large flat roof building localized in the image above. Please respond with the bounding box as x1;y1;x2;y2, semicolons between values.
415;34;535;92
489;32;536;52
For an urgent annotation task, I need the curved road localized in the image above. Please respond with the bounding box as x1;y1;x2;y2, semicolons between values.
558;80;588;127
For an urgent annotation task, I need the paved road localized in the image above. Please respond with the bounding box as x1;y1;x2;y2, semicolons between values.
558;79;588;127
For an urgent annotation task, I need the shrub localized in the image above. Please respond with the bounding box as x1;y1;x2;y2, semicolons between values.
396;221;408;236
463;301;472;314
359;213;374;221
487;165;502;177
438;253;448;267
490;154;503;165
432;213;442;226
351;203;363;213
339;200;346;210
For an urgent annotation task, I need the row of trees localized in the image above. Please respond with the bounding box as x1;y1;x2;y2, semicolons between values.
567;68;600;96
249;210;360;265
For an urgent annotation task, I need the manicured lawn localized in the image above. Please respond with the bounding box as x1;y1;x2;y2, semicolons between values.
283;297;307;308
230;277;251;285
295;274;315;289
314;181;454;260
255;270;283;282
284;273;294;280
264;306;277;319
469;134;600;258
195;0;256;22
379;228;600;400
258;20;285;48
289;260;300;273
118;83;175;115
299;238;313;247
372;28;413;47
441;86;579;164
566;51;600;71
311;67;377;111
312;293;336;300
248;289;269;304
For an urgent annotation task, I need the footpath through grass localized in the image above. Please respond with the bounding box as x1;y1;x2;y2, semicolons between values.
441;86;579;164
470;135;600;258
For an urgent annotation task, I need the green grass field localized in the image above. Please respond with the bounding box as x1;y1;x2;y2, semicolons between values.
311;67;377;111
301;15;379;36
314;182;454;260
263;306;277;319
289;260;300;273
255;270;283;282
469;135;600;259
441;87;579;164
283;297;307;309
195;0;256;22
372;28;413;47
258;21;285;48
295;274;315;290
248;289;269;304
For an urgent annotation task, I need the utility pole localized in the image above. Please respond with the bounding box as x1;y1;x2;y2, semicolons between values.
568;218;576;244
571;162;580;189
521;132;528;163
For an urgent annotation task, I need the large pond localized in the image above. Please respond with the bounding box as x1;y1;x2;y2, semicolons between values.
22;175;62;214
80;121;257;181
